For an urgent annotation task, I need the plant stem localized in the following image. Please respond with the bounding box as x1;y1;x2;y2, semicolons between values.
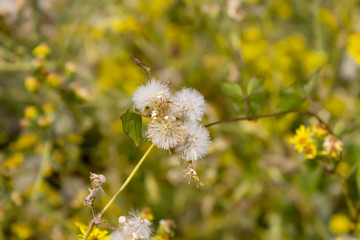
32;141;52;200
205;109;334;135
82;143;155;240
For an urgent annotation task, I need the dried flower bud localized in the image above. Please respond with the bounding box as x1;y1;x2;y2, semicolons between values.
90;172;106;191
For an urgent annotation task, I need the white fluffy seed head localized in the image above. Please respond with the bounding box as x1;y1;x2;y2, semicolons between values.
173;88;206;122
111;211;152;240
132;79;170;112
147;116;186;150
176;122;211;161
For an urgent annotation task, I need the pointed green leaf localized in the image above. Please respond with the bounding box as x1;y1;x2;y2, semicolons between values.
220;82;243;102
120;110;142;147
304;68;321;96
276;92;305;111
247;77;264;95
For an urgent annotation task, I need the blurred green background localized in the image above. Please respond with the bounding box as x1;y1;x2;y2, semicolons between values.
1;0;360;239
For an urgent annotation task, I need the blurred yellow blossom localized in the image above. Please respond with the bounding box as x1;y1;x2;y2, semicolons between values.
347;33;360;65
336;161;350;176
33;43;50;58
24;76;40;93
42;103;55;113
329;214;352;234
319;8;338;31
304;143;317;159
67;133;84;144
24;105;38;119
269;0;293;19
38;115;52;127
5;153;24;168
76;222;110;240
311;123;327;137
289;125;313;153
10;134;39;151
46;73;61;88
323;135;343;158
140;207;154;221
112;16;141;34
11;222;33;239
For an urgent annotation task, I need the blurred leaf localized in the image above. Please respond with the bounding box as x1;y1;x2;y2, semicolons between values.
276;91;305;111
247;77;264;95
348;165;360;204
220;82;243;101
304;68;321;96
120;110;142;147
247;91;266;116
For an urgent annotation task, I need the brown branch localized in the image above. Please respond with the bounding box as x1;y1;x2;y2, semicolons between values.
129;55;151;79
205;109;334;135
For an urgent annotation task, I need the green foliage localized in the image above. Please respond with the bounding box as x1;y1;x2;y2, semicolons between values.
120;110;143;147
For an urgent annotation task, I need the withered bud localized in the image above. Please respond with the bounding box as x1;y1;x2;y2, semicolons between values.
90;172;106;190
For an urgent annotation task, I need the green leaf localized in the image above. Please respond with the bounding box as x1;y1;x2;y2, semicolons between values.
347;165;360;204
304;68;321;96
247;91;266;116
247;77;264;95
120;110;142;147
276;92;305;111
220;82;243;102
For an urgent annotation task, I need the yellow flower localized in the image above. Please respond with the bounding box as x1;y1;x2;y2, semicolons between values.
46;73;61;88
348;33;360;65
33;43;51;58
323;135;343;158
289;125;313;153
11;222;33;239
319;8;337;31
10;134;39;151
24;76;40;93
24;106;38;119
76;222;110;240
311;123;327;137
304;143;317;159
5;153;24;168
329;214;353;234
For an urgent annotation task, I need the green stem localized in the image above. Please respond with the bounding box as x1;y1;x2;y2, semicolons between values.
82;143;155;240
32;141;52;200
341;178;356;219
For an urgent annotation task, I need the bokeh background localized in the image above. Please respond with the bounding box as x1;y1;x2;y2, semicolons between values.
1;0;360;239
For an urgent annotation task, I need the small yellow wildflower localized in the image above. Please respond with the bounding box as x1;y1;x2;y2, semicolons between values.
329;214;353;234
38;115;52;127
5;153;24;168
323;135;343;158
46;73;61;88
311;123;327;137
336;161;350;176
24;76;40;93
319;8;337;31
67;133;84;145
11;222;33;239
33;43;51;58
140;207;154;221
24;106;38;119
10;134;39;151
76;222;110;240
347;33;360;65
304;144;317;159
289;125;313;152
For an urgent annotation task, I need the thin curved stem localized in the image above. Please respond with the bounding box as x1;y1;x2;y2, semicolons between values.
205;109;334;135
82;143;155;240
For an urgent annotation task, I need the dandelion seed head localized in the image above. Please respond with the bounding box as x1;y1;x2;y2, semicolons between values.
111;211;152;240
176;122;211;161
173;88;206;122
132;79;170;112
147;116;186;150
